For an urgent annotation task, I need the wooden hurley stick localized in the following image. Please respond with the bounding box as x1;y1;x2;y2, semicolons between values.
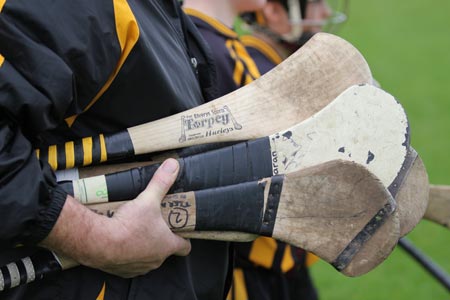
60;84;419;234
392;150;429;234
0;160;400;291
60;98;430;238
425;185;450;228
91;179;450;252
37;33;372;171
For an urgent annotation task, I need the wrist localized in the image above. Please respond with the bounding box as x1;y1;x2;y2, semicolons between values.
40;195;114;268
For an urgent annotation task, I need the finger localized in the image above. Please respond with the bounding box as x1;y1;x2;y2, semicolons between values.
141;158;179;202
171;237;191;257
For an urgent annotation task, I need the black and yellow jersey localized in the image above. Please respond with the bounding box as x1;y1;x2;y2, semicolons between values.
183;7;312;277
184;8;261;94
0;1;233;299
240;35;283;75
220;32;317;300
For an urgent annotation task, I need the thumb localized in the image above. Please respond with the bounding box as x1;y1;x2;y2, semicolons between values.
141;158;180;202
141;158;191;255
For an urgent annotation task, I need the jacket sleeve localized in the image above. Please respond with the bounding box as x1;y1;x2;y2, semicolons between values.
0;113;67;249
0;18;75;247
0;4;76;248
0;35;73;248
0;0;122;248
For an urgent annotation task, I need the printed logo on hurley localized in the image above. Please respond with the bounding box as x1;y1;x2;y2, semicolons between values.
179;105;242;143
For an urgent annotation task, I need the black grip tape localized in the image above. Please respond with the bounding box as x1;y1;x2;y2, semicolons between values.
260;175;284;236
331;201;396;272
32;250;63;279
90;135;104;165
105;165;160;200
0;264;11;290
0;250;62;290
104;131;135;161
61;137;272;202
15;259;28;285
175;142;238;157
194;180;267;233
73;138;84;167
174;137;273;192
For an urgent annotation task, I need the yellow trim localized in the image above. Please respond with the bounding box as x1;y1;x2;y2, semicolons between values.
96;282;106;300
226;40;260;87
65;141;75;169
244;74;252;86
65;0;139;127
35;149;40;159
0;0;6;12
240;35;283;65
226;40;244;85
281;245;295;272
82;137;93;166
48;145;58;170
248;237;277;269
183;8;238;38
65;115;76;127
233;41;260;79
99;134;108;162
232;268;249;300
306;252;320;267
0;55;4;67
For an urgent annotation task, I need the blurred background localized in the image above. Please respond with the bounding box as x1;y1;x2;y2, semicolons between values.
309;1;450;299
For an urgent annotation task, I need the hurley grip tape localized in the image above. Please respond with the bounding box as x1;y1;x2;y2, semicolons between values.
176;137;273;192
38;131;134;171
60;137;273;203
0;250;61;291
331;200;396;272
193;175;285;235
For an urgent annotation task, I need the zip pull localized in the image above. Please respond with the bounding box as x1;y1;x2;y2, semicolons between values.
190;57;198;69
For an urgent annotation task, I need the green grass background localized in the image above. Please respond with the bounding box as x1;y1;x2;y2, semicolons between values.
309;1;450;299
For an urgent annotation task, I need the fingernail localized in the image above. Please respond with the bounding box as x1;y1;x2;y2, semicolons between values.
162;159;178;173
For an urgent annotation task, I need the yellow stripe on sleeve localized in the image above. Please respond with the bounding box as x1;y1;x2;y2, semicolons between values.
0;0;6;12
82;137;93;166
240;35;283;65
233;41;261;80
233;59;245;86
183;8;238;38
226;268;249;300
306;252;320;267
0;55;4;67
248;237;277;269
281;245;295;273
95;282;106;300
226;40;244;85
48;145;58;170
65;0;139;127
65;141;75;169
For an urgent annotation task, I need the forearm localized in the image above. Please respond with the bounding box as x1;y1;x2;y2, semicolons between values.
39;195;112;269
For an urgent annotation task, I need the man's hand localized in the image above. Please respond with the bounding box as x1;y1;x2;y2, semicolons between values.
41;158;191;278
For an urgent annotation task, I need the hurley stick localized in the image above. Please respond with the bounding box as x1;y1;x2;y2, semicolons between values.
425;185;450;228
59;99;428;238
392;150;429;234
60;84;416;231
0;160;400;291
37;33;372;171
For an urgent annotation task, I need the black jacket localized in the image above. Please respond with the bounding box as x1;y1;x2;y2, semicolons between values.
0;0;230;299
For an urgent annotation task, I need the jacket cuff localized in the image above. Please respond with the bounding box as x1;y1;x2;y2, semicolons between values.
24;186;68;245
